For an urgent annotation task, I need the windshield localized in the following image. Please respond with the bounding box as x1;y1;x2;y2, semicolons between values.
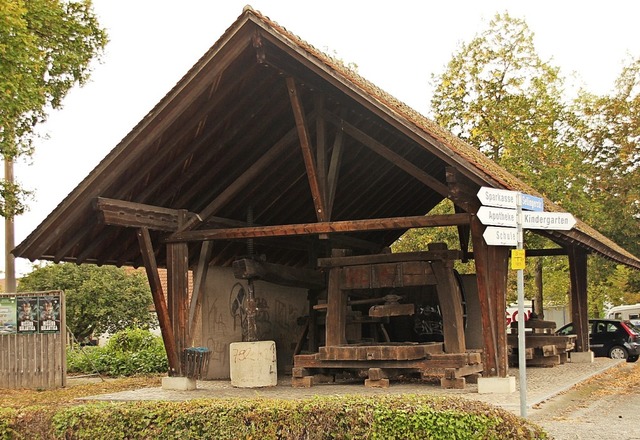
623;320;640;335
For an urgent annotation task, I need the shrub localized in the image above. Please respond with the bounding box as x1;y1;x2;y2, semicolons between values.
67;328;168;376
47;395;548;439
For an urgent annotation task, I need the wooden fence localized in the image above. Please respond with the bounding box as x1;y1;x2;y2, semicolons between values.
0;291;66;389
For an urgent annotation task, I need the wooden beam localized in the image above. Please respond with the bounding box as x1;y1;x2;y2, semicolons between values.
315;94;328;213
96;197;191;231
286;77;327;221
318;249;463;268
188;240;213;345
136;227;179;375
325;267;347;346
568;246;589;352
232;258;326;289
177;126;300;232
166;213;472;243
326;120;344;219
470;216;500;377
429;243;466;354
324;111;450;198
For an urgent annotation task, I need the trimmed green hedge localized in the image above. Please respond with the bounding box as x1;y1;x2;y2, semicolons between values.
0;395;547;439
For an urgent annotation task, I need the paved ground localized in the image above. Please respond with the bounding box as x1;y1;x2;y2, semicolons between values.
79;357;621;413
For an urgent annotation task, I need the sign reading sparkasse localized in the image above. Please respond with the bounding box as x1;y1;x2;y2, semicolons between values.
477;186;576;245
477;187;518;209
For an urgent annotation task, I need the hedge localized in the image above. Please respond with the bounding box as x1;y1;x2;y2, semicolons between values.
1;394;548;439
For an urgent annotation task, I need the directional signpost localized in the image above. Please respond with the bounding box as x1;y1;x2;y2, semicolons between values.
476;186;575;418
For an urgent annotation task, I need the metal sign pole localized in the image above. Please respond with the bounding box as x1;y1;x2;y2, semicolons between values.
516;192;528;417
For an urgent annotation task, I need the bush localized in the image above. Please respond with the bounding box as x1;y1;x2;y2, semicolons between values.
47;395;548;439
67;328;168;376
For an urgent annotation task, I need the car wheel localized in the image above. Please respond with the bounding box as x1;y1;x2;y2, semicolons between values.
609;346;628;360
627;355;639;363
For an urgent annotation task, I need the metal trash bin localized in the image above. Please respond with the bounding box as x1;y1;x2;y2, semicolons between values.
181;347;210;380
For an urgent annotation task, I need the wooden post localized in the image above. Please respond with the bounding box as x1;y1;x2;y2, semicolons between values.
137;228;180;375
429;243;466;354
325;267;347;346
568;246;589;352
167;210;190;375
489;245;510;377
470;216;499;377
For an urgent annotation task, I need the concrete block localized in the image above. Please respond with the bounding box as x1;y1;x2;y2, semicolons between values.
477;376;516;394
570;351;595;363
365;378;390;388
230;340;277;388
162;376;196;391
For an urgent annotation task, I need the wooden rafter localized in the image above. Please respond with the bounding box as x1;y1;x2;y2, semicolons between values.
286;77;327;221
177;126;300;233
324;111;450;198
166;213;472;243
137;227;179;375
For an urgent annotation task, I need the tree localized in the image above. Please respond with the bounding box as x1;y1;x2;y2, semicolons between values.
418;12;639;312
18;262;156;342
430;13;589;208
574;57;640;255
0;0;107;216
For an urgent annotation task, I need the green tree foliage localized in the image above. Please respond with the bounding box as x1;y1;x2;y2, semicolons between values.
430;13;589;208
403;12;640;310
18;263;156;341
574;58;640;255
0;0;107;216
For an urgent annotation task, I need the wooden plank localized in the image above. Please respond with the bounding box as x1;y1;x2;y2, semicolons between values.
489;245;510;377
137;228;180;375
325;268;347;347
188;241;212;345
96;197;188;231
176;126;301;233
340;266;371;290
319;249;463;269
167;222;190;374
430;243;466;354
371;263;401;288
323;111;451;198
569;246;589;352
402;261;437;286
319;343;442;361
167;214;472;243
232;258;325;289
315;94;328;218
286;77;327;222
326;116;344;218
368;303;415;318
470;216;499;377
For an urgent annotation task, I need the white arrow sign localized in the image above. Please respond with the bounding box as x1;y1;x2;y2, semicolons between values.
483;226;518;246
477;206;517;227
522;212;576;230
477;187;518;209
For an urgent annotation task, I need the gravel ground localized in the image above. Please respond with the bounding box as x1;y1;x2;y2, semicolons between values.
78;357;632;439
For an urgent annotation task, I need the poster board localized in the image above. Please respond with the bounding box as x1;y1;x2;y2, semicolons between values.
0;291;66;389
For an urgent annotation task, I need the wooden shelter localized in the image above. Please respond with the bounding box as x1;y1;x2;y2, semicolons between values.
13;7;640;385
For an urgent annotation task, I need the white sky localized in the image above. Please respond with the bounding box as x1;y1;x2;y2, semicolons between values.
5;0;640;276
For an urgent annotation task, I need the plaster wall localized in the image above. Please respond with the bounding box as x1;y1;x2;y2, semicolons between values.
198;266;308;379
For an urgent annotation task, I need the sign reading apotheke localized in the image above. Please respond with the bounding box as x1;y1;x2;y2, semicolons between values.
477;186;576;246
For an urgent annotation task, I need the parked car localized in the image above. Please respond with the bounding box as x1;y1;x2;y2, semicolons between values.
555;319;640;362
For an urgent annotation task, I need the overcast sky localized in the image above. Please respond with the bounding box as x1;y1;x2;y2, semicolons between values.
5;0;640;276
